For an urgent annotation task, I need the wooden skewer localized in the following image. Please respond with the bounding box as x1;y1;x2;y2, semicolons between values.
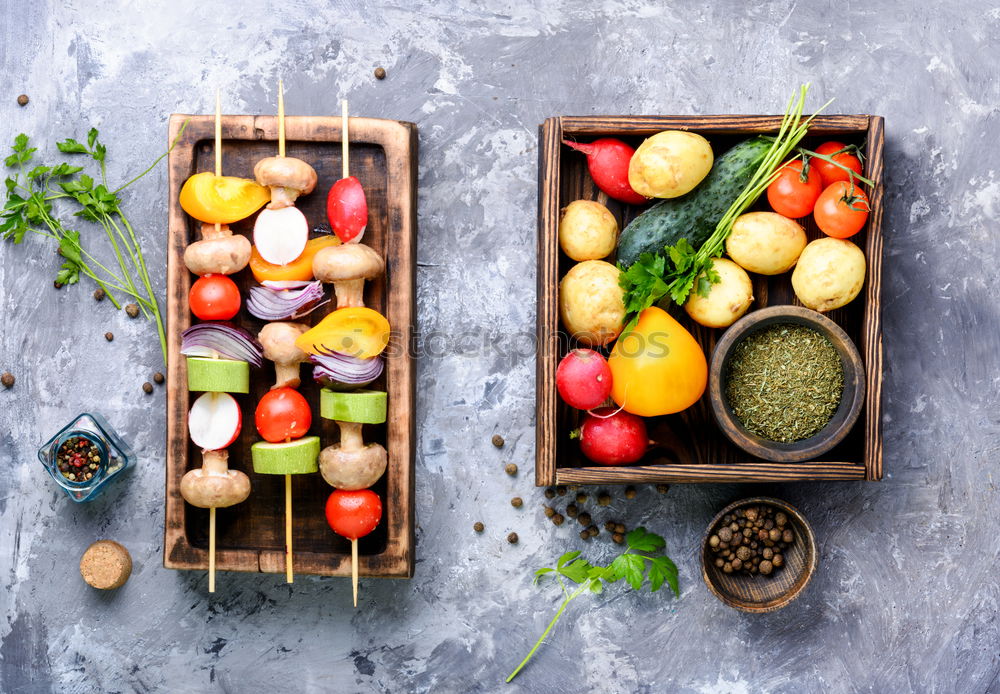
285;472;293;584
342;99;349;179
278;79;285;158
214;89;222;236
352;538;359;608
208;507;216;593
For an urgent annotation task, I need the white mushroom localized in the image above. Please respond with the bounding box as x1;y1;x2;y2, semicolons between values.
312;243;384;309
259;321;310;389
184;222;252;276
179;449;251;508
253;156;318;209
318;421;387;490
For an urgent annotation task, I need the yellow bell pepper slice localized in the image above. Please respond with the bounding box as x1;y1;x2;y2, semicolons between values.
179;172;270;224
295;307;390;359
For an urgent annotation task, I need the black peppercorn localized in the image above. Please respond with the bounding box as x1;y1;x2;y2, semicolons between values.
543;506;556;518
142;382;153;394
544;488;555;499
504;463;518;476
556;485;567;496
612;533;625;545
0;372;13;389
614;523;625;535
579;529;590;541
17;94;29;106
93;288;105;301
624;486;637;499
597;492;611;506
374;66;387;80
656;484;670;494
507;532;518;544
566;503;578;518
491;434;504;448
53;281;63;289
125;303;140;318
153;372;165;384
473;521;484;532
577;512;591;527
587;525;599;538
105;332;114;341
575;492;587;504
552;514;564;526
510;497;523;508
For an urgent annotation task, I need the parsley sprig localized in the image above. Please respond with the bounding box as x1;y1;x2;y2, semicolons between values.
1;124;187;362
506;527;679;683
619;85;828;329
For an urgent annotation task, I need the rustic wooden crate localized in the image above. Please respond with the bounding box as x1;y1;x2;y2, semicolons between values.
536;115;885;486
164;114;417;577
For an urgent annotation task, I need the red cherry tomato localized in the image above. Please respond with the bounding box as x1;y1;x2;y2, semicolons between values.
813;181;870;239
254;387;312;443
766;160;822;218
189;274;241;320
812;141;863;187
325;489;382;540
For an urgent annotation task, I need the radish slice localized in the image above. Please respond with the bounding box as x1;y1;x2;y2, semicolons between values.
253;206;308;265
326;176;368;244
188;392;243;451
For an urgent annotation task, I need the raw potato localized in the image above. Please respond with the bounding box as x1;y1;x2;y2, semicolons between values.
684;258;754;328
791;238;866;312
726;212;807;275
628;130;713;199
559;260;626;346
558;200;618;261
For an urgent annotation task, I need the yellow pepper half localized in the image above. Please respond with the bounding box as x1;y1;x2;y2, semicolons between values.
179;172;270;224
295;307;391;359
249;235;340;283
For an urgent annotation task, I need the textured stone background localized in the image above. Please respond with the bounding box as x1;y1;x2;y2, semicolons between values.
1;0;998;692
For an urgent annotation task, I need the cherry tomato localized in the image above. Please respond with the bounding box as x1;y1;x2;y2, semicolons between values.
812;141;863;187
766;160;822;218
255;387;312;443
813;181;870;239
179;172;270;224
325;489;382;540
189;274;241;320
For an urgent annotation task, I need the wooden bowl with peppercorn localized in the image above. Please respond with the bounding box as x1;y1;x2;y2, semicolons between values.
701;497;817;613
708;305;865;463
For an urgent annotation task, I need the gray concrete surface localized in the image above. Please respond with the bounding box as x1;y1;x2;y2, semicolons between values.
0;0;998;692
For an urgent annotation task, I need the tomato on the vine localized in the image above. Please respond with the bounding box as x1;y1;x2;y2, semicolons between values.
189;274;241;320
766;160;822;218
255;387;312;443
812;141;863;187
325;489;382;540
814;181;870;239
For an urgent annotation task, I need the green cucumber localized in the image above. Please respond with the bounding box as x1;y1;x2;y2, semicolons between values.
616;136;772;267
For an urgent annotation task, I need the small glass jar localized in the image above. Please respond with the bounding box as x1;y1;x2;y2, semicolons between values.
37;413;134;502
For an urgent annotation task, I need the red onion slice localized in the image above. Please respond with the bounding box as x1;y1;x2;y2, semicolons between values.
181;322;264;367
310;349;384;390
247;281;328;321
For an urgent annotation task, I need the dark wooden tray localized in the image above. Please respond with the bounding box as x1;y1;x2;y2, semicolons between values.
164;114;417;577
536;115;885;486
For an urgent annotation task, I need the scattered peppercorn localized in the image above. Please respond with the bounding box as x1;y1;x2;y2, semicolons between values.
612;532;625;545
53;281;63;289
565;503;578;518
507;532;518;544
473;521;484;532
1;372;13;389
543;506;556;518
587;525;599;538
604;520;616;532
93;288;105;301
17;94;29;106
511;497;523;508
624;486;637;499
614;523;626;535
555;485;567;496
105;332;114;342
575;492;587;504
544;488;555;499
579;529;590;540
552;514;565;526
597;491;611;506
153;372;165;385
577;512;592;527
656;484;670;494
504;463;518;476
707;503;795;579
374;66;387;80
125;303;140;318
491;434;504;448
142;382;153;394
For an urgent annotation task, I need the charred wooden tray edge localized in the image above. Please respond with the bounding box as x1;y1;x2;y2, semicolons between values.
535;114;885;487
163;114;417;578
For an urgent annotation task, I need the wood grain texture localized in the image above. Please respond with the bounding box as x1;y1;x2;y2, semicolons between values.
164;114;417;578
536;115;885;486
700;497;817;613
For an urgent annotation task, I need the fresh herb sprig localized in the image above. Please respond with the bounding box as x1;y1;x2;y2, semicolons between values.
620;85;828;328
506;527;679;683
1;124;187;362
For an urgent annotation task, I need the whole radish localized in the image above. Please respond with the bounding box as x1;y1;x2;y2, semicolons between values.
556;349;612;410
563;139;647;205
575;407;648;465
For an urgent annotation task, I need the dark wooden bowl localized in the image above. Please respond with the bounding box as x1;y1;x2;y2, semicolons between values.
701;497;817;612
708;305;865;463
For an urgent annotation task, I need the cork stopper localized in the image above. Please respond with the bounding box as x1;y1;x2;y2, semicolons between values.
79;540;132;589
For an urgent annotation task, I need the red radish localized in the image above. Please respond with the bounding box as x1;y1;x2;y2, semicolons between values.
563;138;647;205
253;206;308;265
188;392;242;450
325;489;382;540
556;349;613;409
575;407;647;466
327;176;368;244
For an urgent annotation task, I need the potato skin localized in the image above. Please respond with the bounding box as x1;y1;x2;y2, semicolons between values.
791;238;866;312
559;260;626;346
726;212;806;275
628;130;713;199
684;258;753;328
558;200;618;261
